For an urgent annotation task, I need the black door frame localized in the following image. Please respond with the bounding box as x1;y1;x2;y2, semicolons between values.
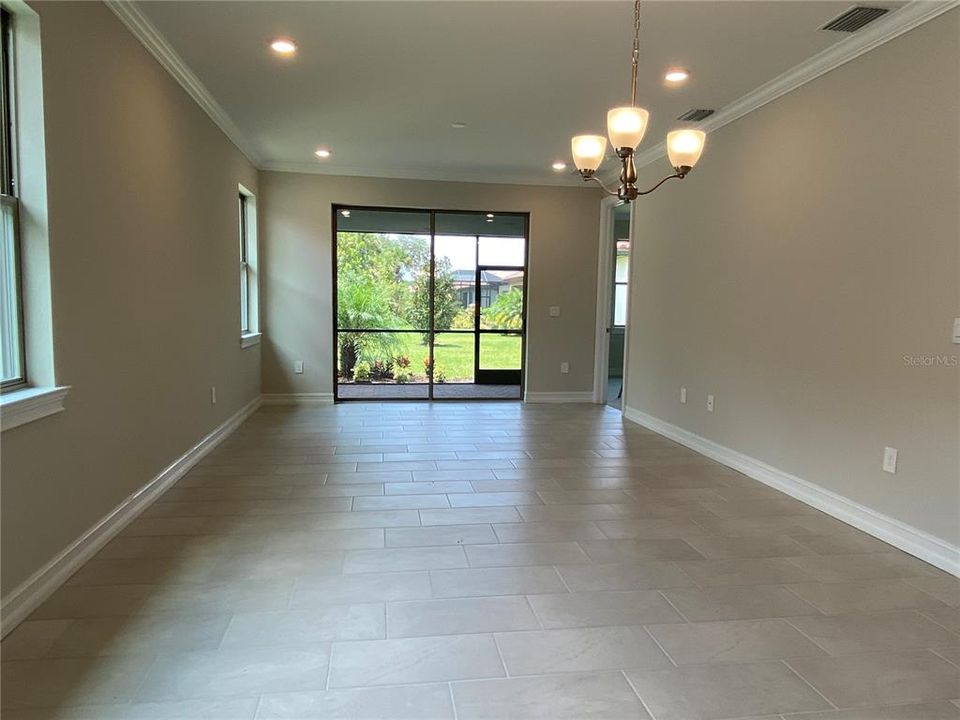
331;205;530;401
474;263;524;385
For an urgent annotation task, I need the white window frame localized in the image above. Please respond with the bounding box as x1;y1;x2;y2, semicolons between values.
1;6;25;390
238;184;260;348
0;1;66;431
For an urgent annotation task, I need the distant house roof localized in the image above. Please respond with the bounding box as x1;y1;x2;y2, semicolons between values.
451;269;512;284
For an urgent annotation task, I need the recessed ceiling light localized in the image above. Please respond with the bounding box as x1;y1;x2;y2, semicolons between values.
664;68;690;84
270;38;297;56
340;209;351;218
552;161;567;171
315;148;331;159
451;122;467;129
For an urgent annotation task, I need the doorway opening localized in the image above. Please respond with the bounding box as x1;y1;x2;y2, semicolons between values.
333;206;529;401
592;200;632;409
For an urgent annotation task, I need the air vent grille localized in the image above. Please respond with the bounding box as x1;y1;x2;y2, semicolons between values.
677;108;715;122
821;6;889;32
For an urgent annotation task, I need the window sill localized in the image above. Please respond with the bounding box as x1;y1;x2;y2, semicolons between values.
1;385;70;432
240;332;262;349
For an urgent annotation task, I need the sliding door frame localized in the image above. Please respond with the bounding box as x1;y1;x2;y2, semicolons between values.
331;204;530;402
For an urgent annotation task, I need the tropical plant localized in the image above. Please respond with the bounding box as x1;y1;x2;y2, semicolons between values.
337;270;403;379
370;359;394;380
395;355;411;369
352;360;372;382
481;289;523;330
434;365;447;383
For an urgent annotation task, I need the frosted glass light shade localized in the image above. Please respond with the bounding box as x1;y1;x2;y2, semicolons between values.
667;129;706;169
571;135;608;172
607;106;649;150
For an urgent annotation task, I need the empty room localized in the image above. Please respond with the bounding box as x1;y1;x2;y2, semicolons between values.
0;1;958;718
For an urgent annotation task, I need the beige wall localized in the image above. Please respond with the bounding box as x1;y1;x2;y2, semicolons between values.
1;2;260;593
625;11;960;545
259;172;602;396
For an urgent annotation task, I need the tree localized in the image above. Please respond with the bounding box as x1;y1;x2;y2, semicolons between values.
337;232;429;321
406;257;459;344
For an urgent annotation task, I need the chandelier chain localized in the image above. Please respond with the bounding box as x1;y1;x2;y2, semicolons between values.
630;0;641;106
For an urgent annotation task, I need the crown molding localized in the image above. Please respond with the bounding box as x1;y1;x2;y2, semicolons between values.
260;160;593;189
631;0;960;171
105;1;262;167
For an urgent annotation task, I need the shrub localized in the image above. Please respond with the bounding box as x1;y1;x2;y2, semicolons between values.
370;359;394;380
395;355;411;369
435;365;447;383
423;356;433;378
451;306;475;329
395;372;410;384
352;360;371;382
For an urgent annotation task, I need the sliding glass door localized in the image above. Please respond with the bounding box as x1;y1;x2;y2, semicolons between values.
334;206;528;401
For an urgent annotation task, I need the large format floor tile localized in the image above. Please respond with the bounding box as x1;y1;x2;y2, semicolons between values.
494;625;671;675
646;618;826;664
327;634;504;688
451;672;652;719
625;661;832;719
786;650;960;708
3;402;955;716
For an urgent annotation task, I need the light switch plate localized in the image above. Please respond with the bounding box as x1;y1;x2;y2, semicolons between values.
883;446;898;474
953;318;960;344
549;306;561;318
680;387;687;404
560;362;569;374
294;361;304;374
706;394;715;412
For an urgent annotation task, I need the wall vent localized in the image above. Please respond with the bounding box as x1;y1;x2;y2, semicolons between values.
677;108;715;122
821;6;889;32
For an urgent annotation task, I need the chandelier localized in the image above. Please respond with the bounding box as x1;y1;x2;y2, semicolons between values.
570;0;706;201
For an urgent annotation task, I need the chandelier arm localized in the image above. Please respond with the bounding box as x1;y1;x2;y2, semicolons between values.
635;171;686;196
585;173;620;196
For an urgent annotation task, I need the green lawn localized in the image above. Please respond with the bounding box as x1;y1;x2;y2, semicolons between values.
346;332;521;382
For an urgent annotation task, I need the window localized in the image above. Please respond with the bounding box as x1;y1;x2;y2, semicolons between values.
237;185;259;346
0;3;65;431
613;241;630;326
238;193;249;333
0;8;24;388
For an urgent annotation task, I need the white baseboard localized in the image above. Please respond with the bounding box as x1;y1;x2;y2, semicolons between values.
624;406;960;577
524;391;595;404
260;393;335;405
0;395;262;638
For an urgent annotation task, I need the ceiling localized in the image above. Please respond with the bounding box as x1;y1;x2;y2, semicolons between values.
136;1;905;186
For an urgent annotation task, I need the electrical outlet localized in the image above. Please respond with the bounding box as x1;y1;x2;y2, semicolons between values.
560;362;569;374
210;386;217;405
549;306;561;318
680;387;687;404
883;446;898;474
294;360;304;374
706;394;715;412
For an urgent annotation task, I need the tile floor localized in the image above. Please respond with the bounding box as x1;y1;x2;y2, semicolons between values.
2;402;958;719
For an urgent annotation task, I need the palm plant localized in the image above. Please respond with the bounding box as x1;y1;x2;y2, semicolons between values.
337;271;404;379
